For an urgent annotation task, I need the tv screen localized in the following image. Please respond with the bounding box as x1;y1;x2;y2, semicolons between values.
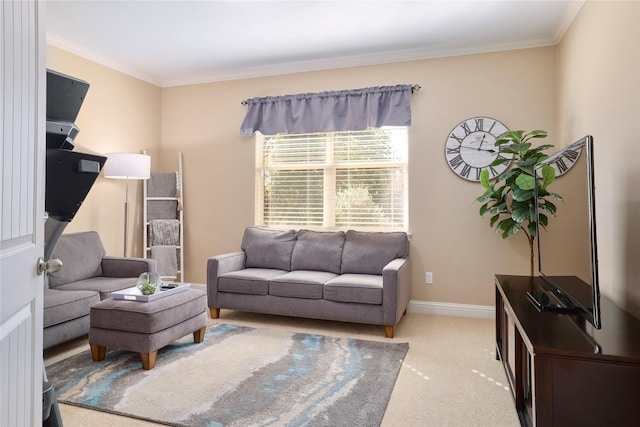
532;135;601;329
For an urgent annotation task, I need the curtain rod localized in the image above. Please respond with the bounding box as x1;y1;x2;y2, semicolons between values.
241;84;421;106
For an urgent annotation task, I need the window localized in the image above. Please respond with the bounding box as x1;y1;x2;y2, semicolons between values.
256;127;408;231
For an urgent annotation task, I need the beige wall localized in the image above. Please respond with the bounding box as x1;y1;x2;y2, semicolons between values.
45;0;639;312
47;46;162;258
556;0;640;317
161;47;557;305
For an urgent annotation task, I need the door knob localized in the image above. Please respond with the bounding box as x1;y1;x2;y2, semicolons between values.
37;257;63;275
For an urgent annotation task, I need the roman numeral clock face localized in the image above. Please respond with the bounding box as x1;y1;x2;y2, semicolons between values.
445;117;513;182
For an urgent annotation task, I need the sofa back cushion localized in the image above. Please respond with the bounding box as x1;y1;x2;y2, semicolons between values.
291;230;345;274
48;231;106;288
341;230;409;275
241;227;297;271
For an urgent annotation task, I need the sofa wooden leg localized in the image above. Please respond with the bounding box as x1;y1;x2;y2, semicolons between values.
90;344;106;361
210;307;220;319
193;327;206;343
140;351;157;370
384;325;394;338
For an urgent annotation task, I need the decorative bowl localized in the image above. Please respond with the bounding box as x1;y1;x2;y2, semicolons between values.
136;272;162;295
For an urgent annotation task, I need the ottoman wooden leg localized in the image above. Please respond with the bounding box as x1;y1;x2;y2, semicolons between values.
90;345;106;362
193;327;206;343
140;351;157;370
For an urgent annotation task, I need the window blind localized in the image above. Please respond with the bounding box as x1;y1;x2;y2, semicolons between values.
256;127;408;230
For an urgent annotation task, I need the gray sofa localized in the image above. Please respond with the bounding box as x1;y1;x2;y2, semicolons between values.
207;227;410;337
44;231;157;349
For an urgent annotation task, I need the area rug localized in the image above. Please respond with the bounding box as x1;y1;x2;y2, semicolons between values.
47;323;409;426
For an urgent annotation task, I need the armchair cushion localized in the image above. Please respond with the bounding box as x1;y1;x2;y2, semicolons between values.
53;276;145;300
241;227;296;271
43;288;100;328
48;231;106;288
101;256;155;278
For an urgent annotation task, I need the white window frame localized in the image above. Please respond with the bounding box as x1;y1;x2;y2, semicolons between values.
255;128;409;231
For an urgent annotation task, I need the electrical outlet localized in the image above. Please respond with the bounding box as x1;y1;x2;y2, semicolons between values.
425;272;433;284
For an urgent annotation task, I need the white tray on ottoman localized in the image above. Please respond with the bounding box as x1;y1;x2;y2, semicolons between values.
111;282;190;302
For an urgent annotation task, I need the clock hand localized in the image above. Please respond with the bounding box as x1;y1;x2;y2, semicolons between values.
478;134;487;150
461;145;495;153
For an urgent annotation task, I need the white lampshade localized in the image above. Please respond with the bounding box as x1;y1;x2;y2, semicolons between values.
103;153;151;180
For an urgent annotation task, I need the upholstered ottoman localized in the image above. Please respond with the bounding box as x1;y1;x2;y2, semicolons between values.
89;289;207;370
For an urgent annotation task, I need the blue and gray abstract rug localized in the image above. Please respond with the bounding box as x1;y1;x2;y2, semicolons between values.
47;323;409;426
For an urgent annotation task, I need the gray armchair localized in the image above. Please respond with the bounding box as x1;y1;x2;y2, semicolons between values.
44;231;157;349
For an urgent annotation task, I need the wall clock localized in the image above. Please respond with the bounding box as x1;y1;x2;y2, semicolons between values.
445;117;513;182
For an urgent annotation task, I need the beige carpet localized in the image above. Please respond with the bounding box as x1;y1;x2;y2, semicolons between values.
45;310;520;426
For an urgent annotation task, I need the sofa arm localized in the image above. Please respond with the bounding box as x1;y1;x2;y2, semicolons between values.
382;257;411;328
206;251;246;310
101;257;157;278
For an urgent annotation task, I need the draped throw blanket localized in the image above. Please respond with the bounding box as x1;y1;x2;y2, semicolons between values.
149;219;180;278
149;219;180;246
151;245;178;277
240;84;413;136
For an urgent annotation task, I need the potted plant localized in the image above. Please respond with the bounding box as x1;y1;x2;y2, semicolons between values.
476;130;562;276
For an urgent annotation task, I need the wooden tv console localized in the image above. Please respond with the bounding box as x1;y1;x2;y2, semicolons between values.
495;275;640;427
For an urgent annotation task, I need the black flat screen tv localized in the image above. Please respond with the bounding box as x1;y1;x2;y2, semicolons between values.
530;135;601;329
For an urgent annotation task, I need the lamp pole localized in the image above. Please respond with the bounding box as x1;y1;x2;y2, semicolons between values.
123;176;130;257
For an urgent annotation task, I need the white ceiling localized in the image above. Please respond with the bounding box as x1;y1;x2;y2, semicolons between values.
46;1;584;87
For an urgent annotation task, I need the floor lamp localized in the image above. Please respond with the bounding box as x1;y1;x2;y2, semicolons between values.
103;153;151;257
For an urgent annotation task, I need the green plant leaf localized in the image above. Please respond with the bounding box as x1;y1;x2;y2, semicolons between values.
489;214;501;228
489;202;507;215
525;144;554;156
513;187;535;202
515;174;535;190
527;221;538;237
479;203;489;216
538;213;548;227
476;192;492;203
491;185;506;199
528;130;548;138
499;218;521;238
490;157;512;167
512;201;533;223
543;200;557;215
517;157;539;168
479;169;491;191
508;143;532;153
547;192;563;201
540;165;555;188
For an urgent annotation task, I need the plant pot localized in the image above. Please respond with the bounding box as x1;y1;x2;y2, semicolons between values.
136;272;162;295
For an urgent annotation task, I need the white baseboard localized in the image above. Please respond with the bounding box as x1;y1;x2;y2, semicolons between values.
408;300;495;319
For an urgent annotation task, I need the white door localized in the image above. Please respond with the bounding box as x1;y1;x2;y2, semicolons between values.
0;1;46;425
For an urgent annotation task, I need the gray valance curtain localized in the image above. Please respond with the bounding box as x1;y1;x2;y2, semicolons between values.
240;84;414;136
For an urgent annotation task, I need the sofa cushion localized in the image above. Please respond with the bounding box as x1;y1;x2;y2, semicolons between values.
269;270;338;299
291;230;345;274
48;231;106;288
53;276;139;300
341;230;409;275
218;268;286;295
324;274;383;305
43;288;100;328
241;227;297;271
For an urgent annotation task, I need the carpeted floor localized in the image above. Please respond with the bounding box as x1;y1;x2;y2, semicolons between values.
45;310;520;426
